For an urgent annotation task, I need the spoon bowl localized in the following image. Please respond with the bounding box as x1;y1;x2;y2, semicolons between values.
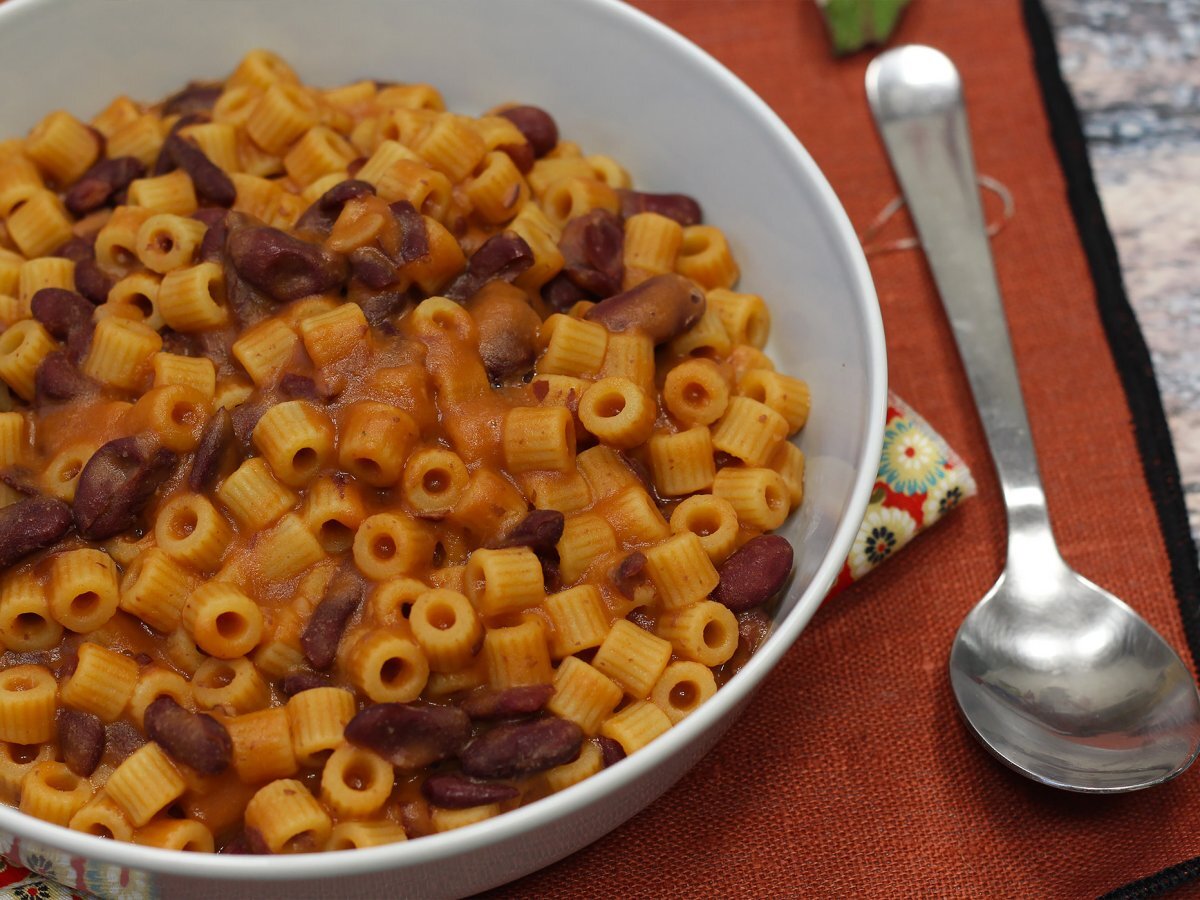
867;44;1200;792
952;557;1200;792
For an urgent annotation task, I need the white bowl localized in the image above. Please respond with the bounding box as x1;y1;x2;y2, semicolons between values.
0;0;886;896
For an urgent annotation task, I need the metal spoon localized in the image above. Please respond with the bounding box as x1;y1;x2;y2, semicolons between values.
866;44;1200;792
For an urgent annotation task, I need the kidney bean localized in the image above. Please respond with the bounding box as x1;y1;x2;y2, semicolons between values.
349;245;398;290
389;200;430;264
195;208;234;263
30;288;92;341
596;735;626;768
443;233;534;302
612;551;647;596
0;496;72;568
346;156;368;178
490;510;564;554
294;178;376;236
357;287;416;330
345;703;471;769
163;134;235;208
52;236;95;265
144;696;232;776
712;534;794;613
541;554;562;594
466;288;541;380
0;470;38;498
498;139;534;174
73;435;178;540
74;259;114;305
64;156;145;217
221;828;272;855
498;106;558;158
104;724;146;765
559;209;624;299
187;408;239;492
617;188;703;227
301;565;366;670
35;353;95;405
585;273;705;344
279;373;319;400
151;113;209;176
281;671;332;697
460;685;555;722
461;717;582;780
227;225;348;302
540;272;589;312
626;607;656;633
162;81;223;117
57;708;104;778
421;774;519;809
229;400;266;452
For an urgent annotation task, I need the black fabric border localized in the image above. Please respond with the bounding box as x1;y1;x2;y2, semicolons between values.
1021;0;1200;897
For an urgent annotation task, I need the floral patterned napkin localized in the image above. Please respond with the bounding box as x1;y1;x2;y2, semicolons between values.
0;391;974;900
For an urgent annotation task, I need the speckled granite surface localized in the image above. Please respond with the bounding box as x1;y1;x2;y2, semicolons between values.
1042;0;1200;548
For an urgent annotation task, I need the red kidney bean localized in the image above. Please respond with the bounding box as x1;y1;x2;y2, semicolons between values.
349;245;398;290
612;551;647;596
281;671;332;697
498;106;558;158
163;134;235;208
389;200;430;264
35;352;96;405
498;139;534;174
30;288;92;341
195;208;235;263
540;272;589;312
0;497;73;568
73;435;178;541
466;288;541;380
144;696;232;776
596;735;626;768
162;81;223;117
421;774;519;809
294;179;376;236
229;400;266;451
227;225;348;302
63;157;145;217
712;535;794;613
489;510;564;554
279;373;319;400
52;236;95;265
559;209;625;299
344;703;471;769
585;273;705;344
541;554;562;594
346;156;368;178
105;722;146;762
0;469;39;498
57;708;104;778
460;717;582;780
151;113;209;176
357;287;417;330
301;565;366;670
460;685;555;721
187;408;240;492
443;233;534;302
617;189;703;227
71;258;112;305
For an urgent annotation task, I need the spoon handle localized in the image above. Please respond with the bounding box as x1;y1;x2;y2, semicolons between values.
866;46;1055;556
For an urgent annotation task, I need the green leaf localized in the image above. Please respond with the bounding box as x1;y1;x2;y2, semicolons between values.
816;0;913;55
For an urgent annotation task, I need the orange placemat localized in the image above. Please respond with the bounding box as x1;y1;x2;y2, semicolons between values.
486;0;1200;897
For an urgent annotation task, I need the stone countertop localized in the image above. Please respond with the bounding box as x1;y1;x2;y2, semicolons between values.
1042;0;1200;549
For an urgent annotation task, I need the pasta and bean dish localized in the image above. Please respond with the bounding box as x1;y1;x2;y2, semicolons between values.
0;51;808;854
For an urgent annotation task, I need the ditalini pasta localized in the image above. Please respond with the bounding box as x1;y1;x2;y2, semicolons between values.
0;50;808;853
